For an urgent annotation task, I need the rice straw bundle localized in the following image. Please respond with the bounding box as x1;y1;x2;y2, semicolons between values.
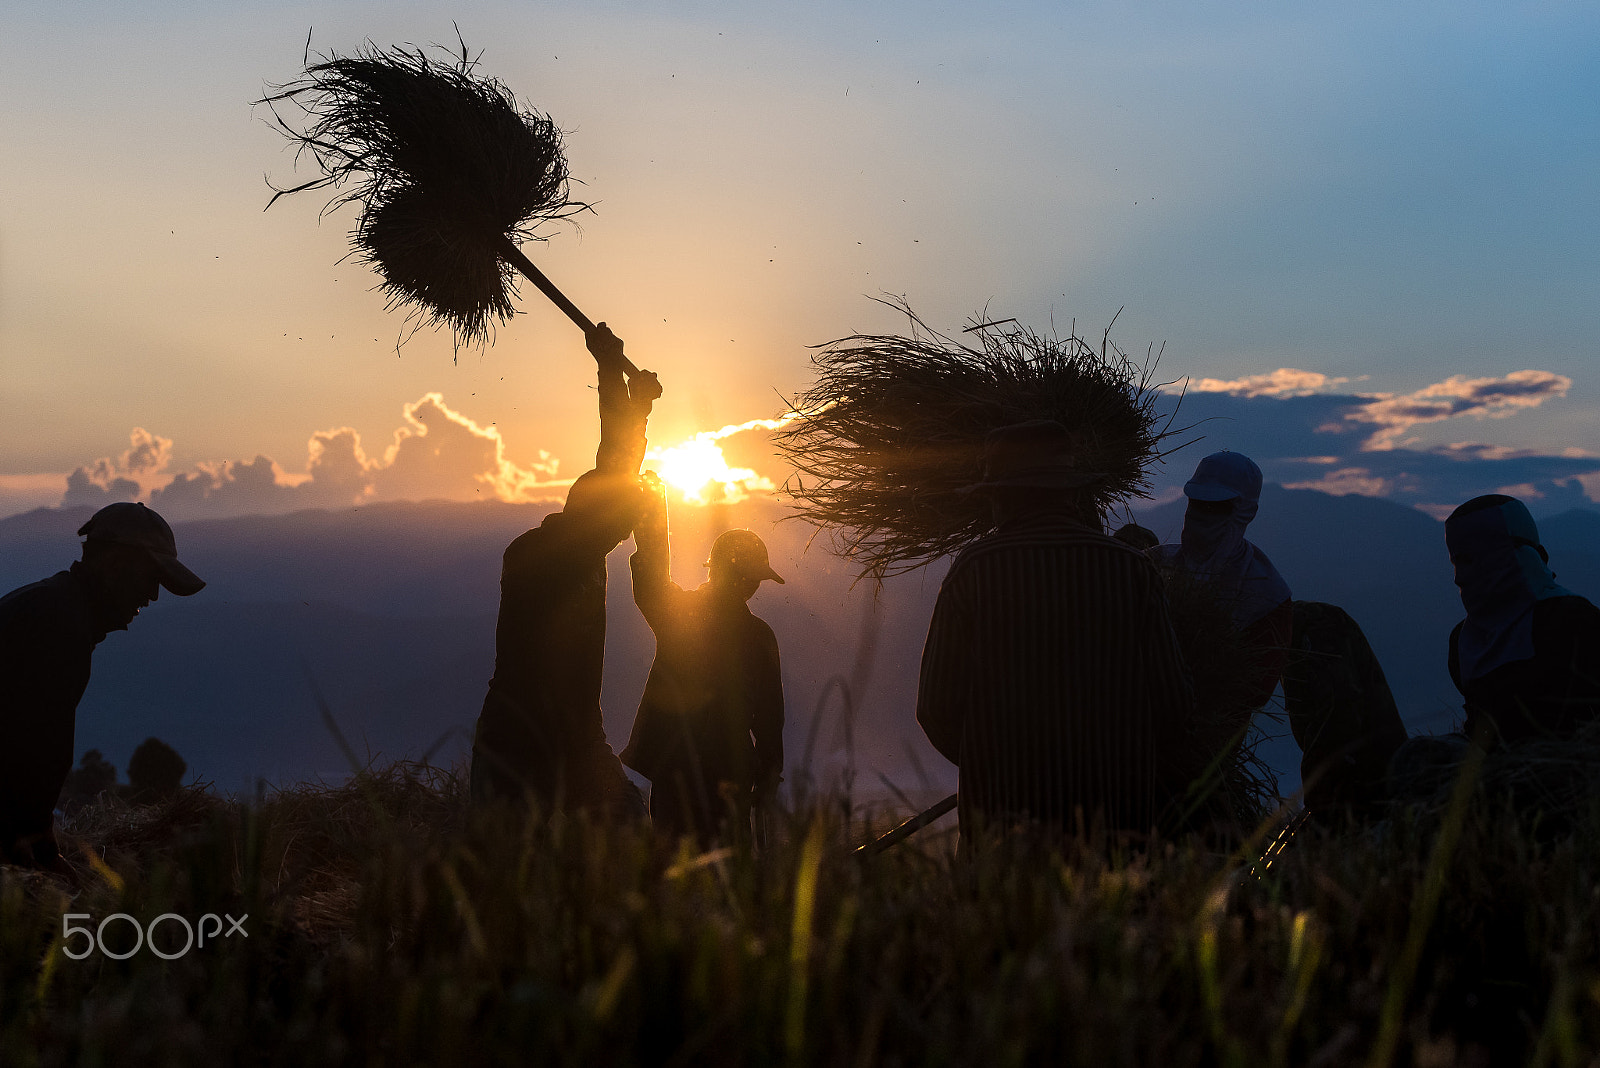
1398;718;1600;835
259;39;592;347
775;300;1185;582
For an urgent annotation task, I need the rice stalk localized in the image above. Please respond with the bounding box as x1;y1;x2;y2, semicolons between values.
259;37;585;345
774;298;1190;583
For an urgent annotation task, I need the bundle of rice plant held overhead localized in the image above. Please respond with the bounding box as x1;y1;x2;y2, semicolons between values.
259;39;589;346
775;301;1181;582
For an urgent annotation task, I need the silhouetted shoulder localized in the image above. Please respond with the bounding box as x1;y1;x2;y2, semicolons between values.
502;523;547;562
746;612;780;650
950;517;1155;578
0;572;89;640
1537;594;1600;628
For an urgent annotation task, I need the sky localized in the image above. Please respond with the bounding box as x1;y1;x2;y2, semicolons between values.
4;2;1600;522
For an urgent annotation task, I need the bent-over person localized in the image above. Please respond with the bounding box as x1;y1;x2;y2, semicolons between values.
1283;601;1408;824
1388;494;1600;802
916;421;1197;847
621;472;785;843
1446;494;1600;746
1;503;205;872
469;324;661;820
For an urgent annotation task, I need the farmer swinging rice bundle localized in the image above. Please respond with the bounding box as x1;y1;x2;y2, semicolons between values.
775;301;1185;584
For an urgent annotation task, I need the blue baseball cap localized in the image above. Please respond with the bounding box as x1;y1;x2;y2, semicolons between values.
1183;451;1263;504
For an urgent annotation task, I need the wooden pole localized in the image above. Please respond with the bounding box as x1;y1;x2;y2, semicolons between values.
853;794;957;857
498;237;639;375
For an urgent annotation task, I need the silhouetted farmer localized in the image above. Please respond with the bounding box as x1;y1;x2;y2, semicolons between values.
1156;452;1293;710
0;503;204;872
620;472;785;843
469;325;661;820
916;421;1197;845
1445;494;1600;746
1388;494;1600;800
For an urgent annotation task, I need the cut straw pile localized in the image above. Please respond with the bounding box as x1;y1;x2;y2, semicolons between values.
1397;717;1600;833
775;301;1182;583
259;39;582;344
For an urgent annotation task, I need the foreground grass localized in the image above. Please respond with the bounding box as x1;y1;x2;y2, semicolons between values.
4;764;1600;1066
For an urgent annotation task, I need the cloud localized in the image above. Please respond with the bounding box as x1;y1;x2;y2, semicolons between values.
62;428;173;508
151;456;303;516
42;395;800;523
1156;368;1600;518
1188;368;1350;398
120;427;174;475
645;413;798;504
1182;366;1572;451
367;393;560;504
1338;370;1572;450
62;395;565;521
1282;468;1403;498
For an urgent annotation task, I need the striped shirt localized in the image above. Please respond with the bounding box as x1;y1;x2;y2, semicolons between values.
916;514;1196;836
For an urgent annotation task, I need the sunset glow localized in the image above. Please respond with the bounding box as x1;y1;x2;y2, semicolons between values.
645;414;801;505
651;438;765;503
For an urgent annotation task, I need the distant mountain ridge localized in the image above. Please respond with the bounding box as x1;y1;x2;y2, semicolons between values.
0;498;947;797
4;490;1596;798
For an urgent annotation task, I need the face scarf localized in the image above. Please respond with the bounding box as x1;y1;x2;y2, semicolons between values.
1166;491;1292;628
1446;495;1569;681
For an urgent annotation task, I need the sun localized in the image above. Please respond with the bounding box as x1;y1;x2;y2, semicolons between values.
649;438;765;504
644;413;805;505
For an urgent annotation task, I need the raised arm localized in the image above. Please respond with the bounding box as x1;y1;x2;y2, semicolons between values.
630;471;672;622
588;324;663;477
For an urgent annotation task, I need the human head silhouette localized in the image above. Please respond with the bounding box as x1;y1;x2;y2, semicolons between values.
705;529;784;602
76;503;204;629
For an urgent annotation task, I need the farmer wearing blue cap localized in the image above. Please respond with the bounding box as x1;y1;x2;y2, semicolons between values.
1444;494;1600;747
0;503;205;873
1156;451;1293;710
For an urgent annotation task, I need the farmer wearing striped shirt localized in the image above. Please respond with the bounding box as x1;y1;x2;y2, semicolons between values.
916;421;1198;845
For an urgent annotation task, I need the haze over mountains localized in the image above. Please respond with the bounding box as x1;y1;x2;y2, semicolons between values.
4;489;1598;801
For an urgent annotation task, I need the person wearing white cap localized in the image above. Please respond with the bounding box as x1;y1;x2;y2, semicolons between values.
621;471;786;844
0;502;205;873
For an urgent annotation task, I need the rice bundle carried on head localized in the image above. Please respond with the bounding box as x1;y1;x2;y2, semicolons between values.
259;39;585;345
775;299;1184;584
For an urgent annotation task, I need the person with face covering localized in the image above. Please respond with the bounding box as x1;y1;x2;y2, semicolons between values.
1443;494;1600;748
1155;452;1293;710
0;503;205;873
621;471;786;844
468;324;662;820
